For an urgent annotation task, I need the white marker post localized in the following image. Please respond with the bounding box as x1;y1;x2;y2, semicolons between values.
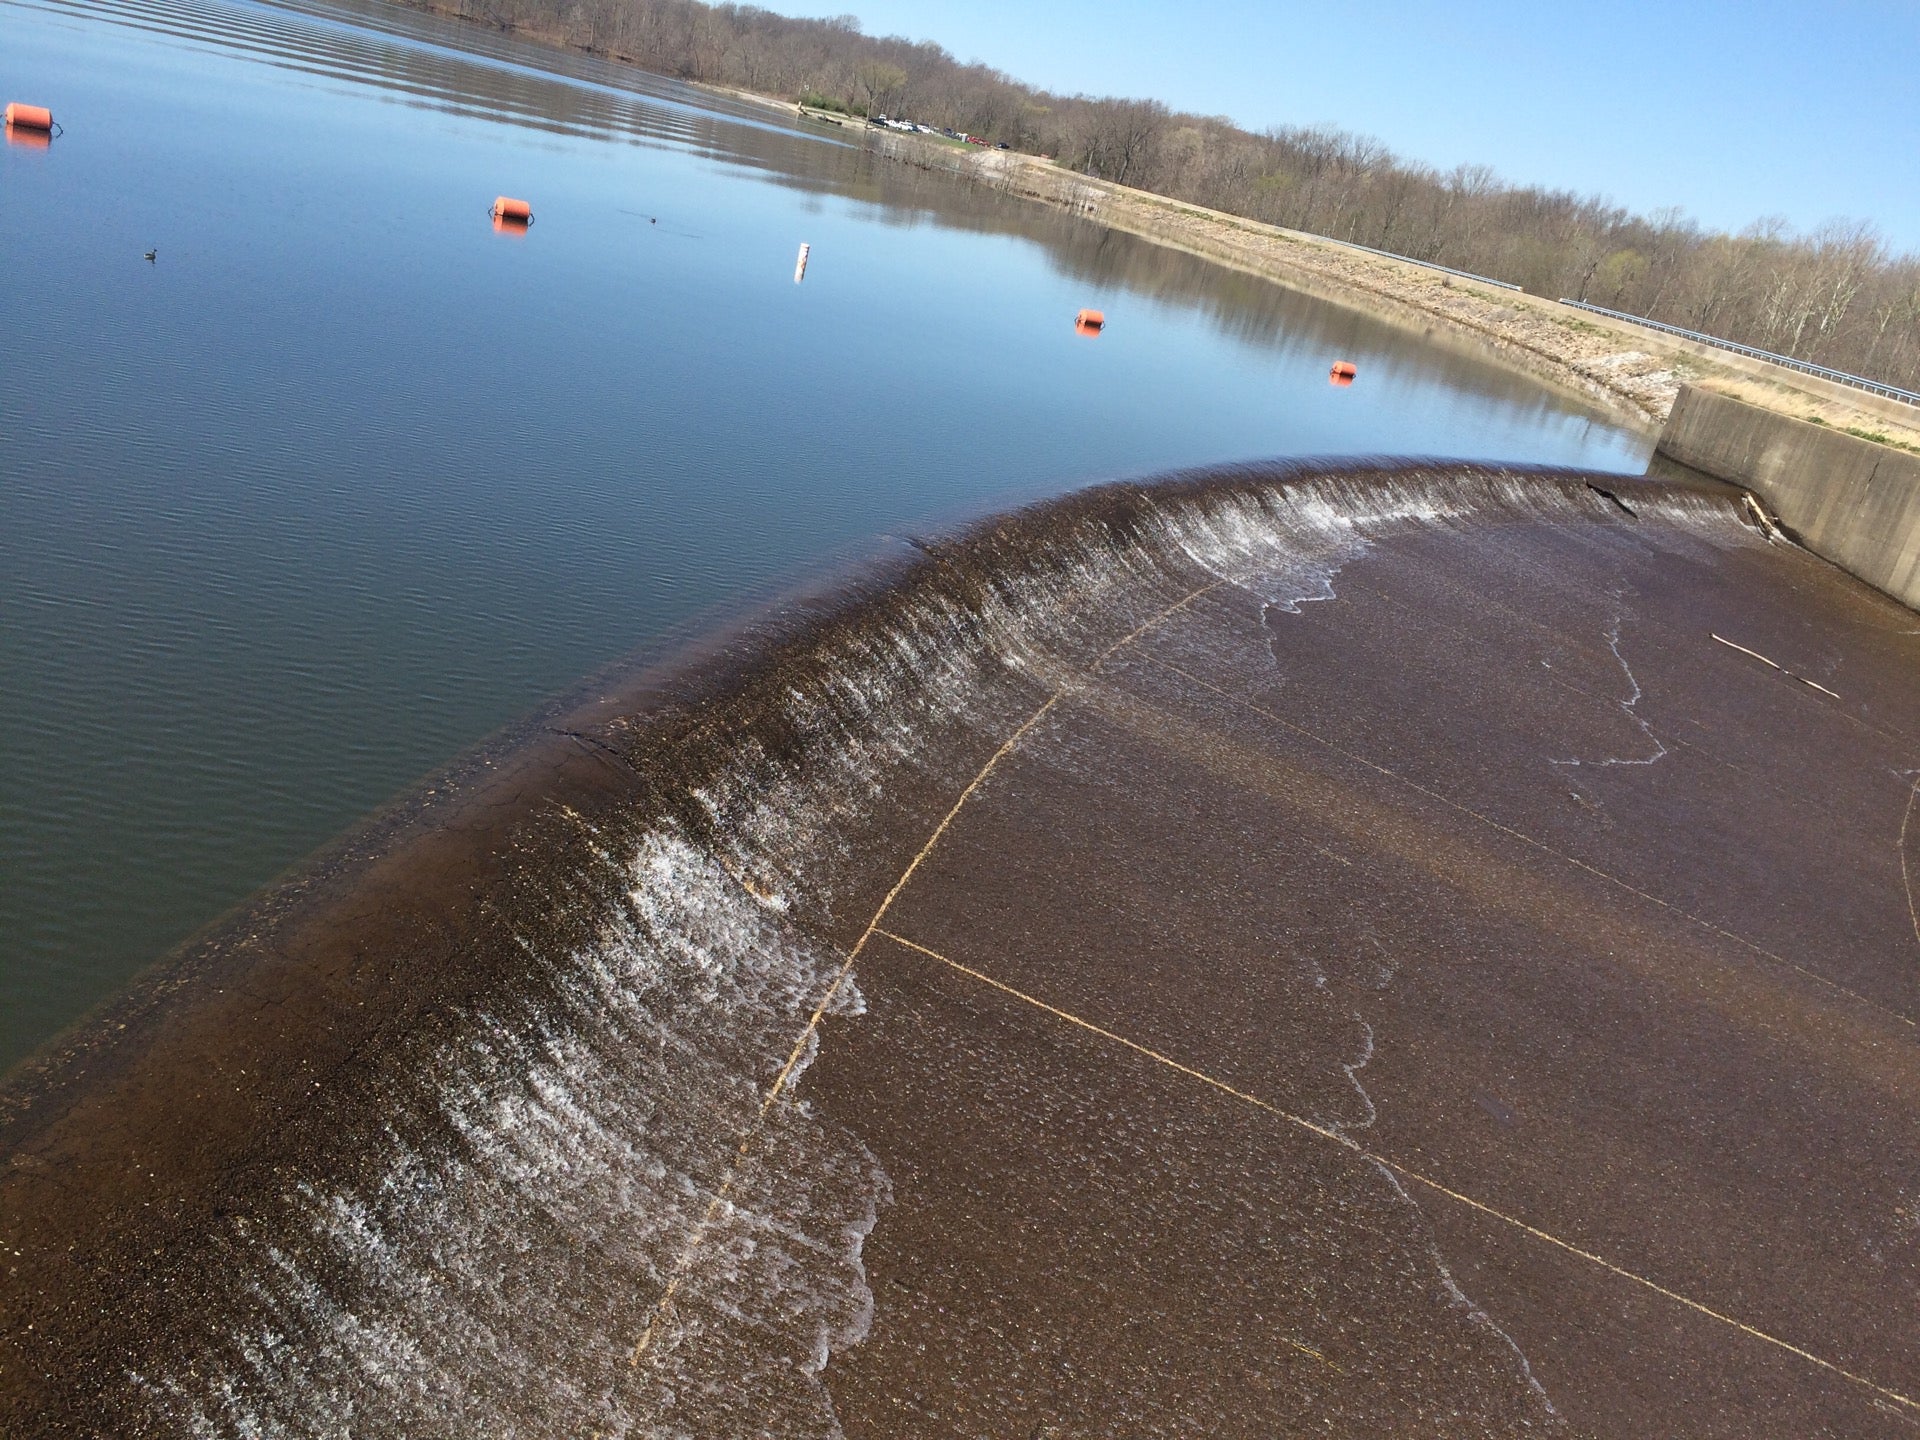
794;242;810;284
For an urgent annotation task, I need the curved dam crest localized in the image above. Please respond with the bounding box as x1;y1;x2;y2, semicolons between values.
5;461;1918;1437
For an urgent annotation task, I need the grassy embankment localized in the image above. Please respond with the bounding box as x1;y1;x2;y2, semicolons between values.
960;154;1920;447
401;0;1920;449
708;81;1920;450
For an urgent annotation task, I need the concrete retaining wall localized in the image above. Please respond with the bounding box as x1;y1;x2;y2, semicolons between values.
1656;384;1920;610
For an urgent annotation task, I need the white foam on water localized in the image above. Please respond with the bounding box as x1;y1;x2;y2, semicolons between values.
1163;468;1758;619
132;831;889;1439
119;522;1166;1438
117;468;1755;1437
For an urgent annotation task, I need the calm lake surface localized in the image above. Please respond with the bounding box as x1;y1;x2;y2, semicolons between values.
0;0;1650;1069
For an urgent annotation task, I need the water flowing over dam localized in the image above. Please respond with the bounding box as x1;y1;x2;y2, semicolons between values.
4;462;1918;1437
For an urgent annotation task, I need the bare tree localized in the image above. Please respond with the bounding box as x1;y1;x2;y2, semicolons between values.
392;0;1920;388
854;59;906;116
1078;98;1168;187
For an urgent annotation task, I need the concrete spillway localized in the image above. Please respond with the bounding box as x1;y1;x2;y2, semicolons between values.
3;462;1917;1436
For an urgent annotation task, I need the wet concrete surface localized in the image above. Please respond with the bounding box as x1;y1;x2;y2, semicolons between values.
807;507;1920;1435
4;465;1917;1435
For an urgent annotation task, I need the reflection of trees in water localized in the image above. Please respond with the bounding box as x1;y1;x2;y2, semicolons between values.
797;163;1601;413
193;0;1920;400
109;0;1609;415
349;0;1916;392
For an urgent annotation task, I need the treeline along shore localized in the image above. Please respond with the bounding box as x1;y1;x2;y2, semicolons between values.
404;0;1920;399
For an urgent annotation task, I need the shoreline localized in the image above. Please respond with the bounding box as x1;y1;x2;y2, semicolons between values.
458;12;1920;450
373;0;1920;447
801;112;1920;446
9;6;1920;1430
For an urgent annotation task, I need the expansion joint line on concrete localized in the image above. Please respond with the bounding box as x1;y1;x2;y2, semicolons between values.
627;581;1223;1370
870;926;1920;1417
1143;654;1916;1032
1899;777;1920;958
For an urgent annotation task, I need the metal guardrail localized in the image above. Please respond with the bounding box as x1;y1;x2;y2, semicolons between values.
1557;299;1920;408
1337;240;1522;292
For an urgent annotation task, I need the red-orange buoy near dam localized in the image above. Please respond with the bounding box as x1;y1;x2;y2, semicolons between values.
1330;360;1357;381
5;103;56;133
1075;308;1105;335
490;195;533;226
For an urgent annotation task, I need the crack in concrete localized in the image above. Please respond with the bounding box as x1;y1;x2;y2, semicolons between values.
1897;772;1920;961
1143;650;1914;1030
1307;938;1559;1422
627;582;1225;1375
872;927;1920;1421
1369;1159;1562;1423
1553;615;1669;772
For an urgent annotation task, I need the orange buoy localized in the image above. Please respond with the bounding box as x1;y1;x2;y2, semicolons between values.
5;123;50;150
1328;372;1354;388
1329;360;1357;380
1075;308;1105;331
5;103;54;132
491;195;532;225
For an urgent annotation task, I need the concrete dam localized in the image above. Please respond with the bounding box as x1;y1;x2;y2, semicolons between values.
3;459;1918;1437
1659;383;1920;611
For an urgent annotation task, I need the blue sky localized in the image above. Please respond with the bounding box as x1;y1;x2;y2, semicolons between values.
779;0;1920;253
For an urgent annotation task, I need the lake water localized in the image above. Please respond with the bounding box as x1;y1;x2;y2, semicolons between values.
0;0;1649;1070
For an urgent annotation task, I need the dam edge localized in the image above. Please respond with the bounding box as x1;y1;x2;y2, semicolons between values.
1;461;1771;1434
1657;383;1920;612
